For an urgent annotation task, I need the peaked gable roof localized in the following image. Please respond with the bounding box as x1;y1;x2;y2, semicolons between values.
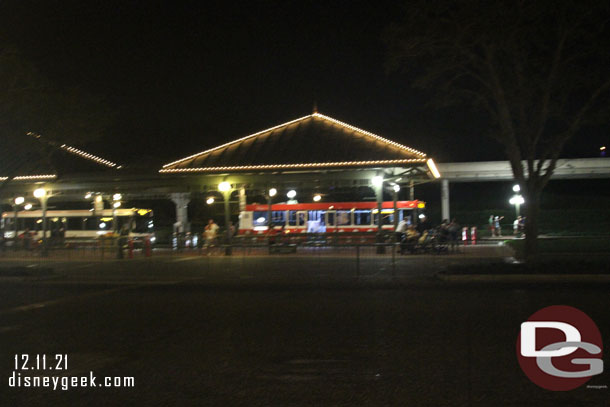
161;112;428;173
0;135;120;182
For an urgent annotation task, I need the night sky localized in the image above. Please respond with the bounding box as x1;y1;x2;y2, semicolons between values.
1;0;607;166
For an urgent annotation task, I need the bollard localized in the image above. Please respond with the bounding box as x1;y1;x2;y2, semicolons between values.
144;237;152;257
128;238;134;259
470;226;477;245
462;227;469;246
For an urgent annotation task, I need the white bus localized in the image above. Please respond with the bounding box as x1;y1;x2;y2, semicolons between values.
1;208;154;244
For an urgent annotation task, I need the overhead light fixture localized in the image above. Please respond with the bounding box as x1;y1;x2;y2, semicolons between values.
268;188;277;197
33;188;46;198
14;197;25;205
113;193;122;201
24;203;33;210
218;182;231;192
372;176;383;187
393;184;400;193
206;197;215;205
313;194;322;202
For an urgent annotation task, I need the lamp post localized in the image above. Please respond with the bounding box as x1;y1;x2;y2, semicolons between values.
509;193;524;218
218;181;233;255
372;175;385;253
12;196;25;247
33;188;48;255
112;193;122;233
267;188;277;231
392;184;400;241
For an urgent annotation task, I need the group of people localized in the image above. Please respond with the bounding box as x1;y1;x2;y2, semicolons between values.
488;215;504;237
489;215;526;237
395;216;461;254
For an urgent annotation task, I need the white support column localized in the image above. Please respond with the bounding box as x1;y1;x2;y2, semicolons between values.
441;179;450;221
170;193;191;233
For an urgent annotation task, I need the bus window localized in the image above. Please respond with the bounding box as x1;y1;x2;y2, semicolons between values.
67;217;82;230
354;210;371;226
308;210;326;225
337;210;351;226
326;211;335;226
288;211;297;226
253;211;268;227
297;211;306;227
271;210;286;226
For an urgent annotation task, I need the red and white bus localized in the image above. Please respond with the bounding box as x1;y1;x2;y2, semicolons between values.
238;201;425;234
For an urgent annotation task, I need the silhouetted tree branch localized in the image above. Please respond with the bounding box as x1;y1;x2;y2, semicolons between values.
386;0;610;259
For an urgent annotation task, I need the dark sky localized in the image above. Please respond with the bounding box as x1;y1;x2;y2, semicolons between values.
1;0;607;166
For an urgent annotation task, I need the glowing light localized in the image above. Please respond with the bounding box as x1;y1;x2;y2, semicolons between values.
99;222;107;229
426;158;441;179
287;190;297;199
162;112;427;169
95;195;103;203
24;203;32;210
393;184;400;193
256;217;266;224
417;202;426;209
418;214;426;219
113;201;121;208
601;146;606;151
218;182;231;192
60;144;117;167
14;197;25;205
85;192;92;199
268;188;277;197
513;184;520;193
112;193;122;201
372;176;383;187
33;188;46;198
137;209;151;216
206;197;215;204
509;195;525;205
159;158;427;173
313;194;322;202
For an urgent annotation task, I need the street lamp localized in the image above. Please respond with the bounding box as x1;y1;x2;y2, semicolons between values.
286;189;297;199
313;194;322;202
266;188;277;230
372;175;384;253
206;197;215;205
509;194;525;218
11;196;25;246
33;188;48;255
218;182;233;255
24;203;32;210
512;184;520;193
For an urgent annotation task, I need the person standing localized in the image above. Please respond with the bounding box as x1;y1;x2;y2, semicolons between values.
494;215;504;237
204;219;219;252
395;218;408;243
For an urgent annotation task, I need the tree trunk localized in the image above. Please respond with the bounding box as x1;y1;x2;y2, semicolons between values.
523;188;541;262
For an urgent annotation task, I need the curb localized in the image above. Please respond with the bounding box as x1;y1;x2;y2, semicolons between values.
436;273;610;283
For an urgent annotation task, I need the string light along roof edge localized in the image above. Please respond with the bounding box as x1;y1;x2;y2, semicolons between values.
60;144;118;168
159;158;428;173
162;112;427;169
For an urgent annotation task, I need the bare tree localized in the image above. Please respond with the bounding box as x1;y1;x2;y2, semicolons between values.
386;0;610;259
